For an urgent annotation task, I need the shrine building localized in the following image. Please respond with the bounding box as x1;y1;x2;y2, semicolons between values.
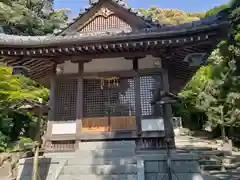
0;0;228;152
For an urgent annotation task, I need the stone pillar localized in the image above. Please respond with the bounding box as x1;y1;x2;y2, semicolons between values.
76;62;84;134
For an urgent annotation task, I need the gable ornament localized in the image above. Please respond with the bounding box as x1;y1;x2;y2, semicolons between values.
97;7;114;17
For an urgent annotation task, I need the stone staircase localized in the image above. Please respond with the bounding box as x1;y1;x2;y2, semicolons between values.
57;140;137;180
17;135;240;180
175;135;240;180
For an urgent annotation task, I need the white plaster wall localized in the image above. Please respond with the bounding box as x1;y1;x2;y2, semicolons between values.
58;55;162;74
138;55;162;69
84;57;132;72
62;60;78;74
141;118;164;131
52;122;76;134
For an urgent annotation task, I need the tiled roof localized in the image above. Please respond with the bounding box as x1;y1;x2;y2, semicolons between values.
0;12;227;47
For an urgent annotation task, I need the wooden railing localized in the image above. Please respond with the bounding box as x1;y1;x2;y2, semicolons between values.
81;116;136;132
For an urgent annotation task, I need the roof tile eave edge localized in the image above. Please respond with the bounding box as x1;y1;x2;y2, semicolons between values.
0;21;228;48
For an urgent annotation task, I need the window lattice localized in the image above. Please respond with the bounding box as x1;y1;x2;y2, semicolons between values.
83;78;136;117
55;78;77;121
110;78;136;116
83;79;108;117
80;15;131;32
140;75;162;117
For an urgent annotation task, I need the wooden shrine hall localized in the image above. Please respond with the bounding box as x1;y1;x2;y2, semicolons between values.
0;0;228;151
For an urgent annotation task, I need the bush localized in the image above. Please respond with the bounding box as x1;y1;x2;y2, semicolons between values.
0;132;9;152
19;137;34;151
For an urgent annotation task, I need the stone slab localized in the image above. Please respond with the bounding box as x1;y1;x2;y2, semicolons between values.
67;156;137;165
78;141;136;150
57;174;137;180
62;164;137;175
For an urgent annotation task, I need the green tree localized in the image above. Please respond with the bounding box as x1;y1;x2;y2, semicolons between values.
0;0;69;35
138;6;204;25
0;64;49;151
196;50;240;138
178;0;240;138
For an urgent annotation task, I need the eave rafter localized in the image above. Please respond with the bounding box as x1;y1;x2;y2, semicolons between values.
0;33;215;57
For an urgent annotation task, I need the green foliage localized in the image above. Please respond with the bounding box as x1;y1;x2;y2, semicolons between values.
178;0;240;138
138;6;204;25
0;64;49;151
204;4;228;18
19;137;34;150
0;0;70;35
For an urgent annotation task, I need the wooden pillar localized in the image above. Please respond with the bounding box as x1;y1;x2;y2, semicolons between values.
45;63;56;140
76;62;84;133
162;69;175;144
133;57;142;136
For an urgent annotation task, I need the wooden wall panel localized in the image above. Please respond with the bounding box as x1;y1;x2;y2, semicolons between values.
78;7;131;32
82;117;108;132
79;15;131;32
81;116;136;132
111;116;136;131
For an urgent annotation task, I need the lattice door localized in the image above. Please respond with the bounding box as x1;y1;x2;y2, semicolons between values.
55;78;77;121
83;78;136;131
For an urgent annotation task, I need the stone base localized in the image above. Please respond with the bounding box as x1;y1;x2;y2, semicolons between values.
136;150;216;180
17;156;67;180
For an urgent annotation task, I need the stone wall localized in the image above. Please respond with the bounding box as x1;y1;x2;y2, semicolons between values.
137;151;205;180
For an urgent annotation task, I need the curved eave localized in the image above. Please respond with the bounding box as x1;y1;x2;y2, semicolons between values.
0;21;228;57
0;20;227;48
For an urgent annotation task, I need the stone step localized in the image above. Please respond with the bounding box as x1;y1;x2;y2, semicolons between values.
61;164;137;175
177;147;216;152
75;149;135;158
78;141;136;150
221;156;236;164
224;162;240;170
43;152;75;159
199;159;221;166
200;150;224;157
67;156;137;165
201;165;223;171
57;174;137;180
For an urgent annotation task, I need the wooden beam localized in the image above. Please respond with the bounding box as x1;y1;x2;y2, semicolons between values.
76;62;84;135
45;63;56;140
59;51;153;61
132;57;142;136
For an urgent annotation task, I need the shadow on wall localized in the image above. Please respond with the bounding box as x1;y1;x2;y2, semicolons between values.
18;157;51;180
90;138;137;180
